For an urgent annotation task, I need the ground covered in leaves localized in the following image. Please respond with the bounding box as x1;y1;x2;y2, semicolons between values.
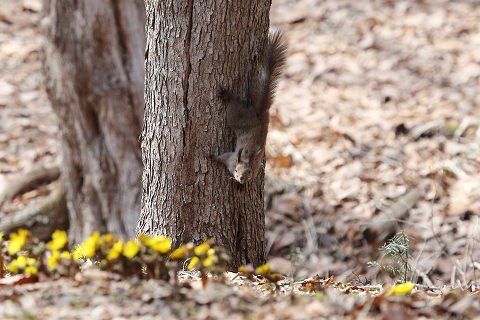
1;0;480;318
1;271;478;320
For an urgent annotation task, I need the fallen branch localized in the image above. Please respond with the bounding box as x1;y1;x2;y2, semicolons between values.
411;120;445;140
0;179;68;241
0;164;61;209
363;186;424;243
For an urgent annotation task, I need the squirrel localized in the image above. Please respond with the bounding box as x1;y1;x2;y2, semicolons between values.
213;31;287;184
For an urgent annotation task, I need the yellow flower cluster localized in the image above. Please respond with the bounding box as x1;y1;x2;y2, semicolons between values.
169;243;194;260
239;263;284;283
71;233;163;262
139;234;172;254
255;263;271;275
7;255;37;275
48;230;68;251
72;231;100;259
76;233;142;261
187;240;220;270
7;229;30;255
107;240;124;260
47;250;71;271
44;230;71;271
1;229;230;281
123;240;140;258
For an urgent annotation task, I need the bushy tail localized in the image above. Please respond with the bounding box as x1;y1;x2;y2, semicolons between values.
260;31;287;112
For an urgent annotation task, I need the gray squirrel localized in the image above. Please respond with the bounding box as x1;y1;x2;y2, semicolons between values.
213;31;287;184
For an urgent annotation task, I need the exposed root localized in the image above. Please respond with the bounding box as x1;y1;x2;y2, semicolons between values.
0;164;61;209
0;179;68;241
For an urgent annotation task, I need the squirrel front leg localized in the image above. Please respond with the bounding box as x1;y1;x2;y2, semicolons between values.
211;151;237;177
211;149;252;184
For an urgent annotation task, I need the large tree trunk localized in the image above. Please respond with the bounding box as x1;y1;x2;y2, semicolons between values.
138;0;270;267
42;0;145;242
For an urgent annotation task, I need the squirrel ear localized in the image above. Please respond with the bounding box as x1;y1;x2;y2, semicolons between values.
236;148;243;164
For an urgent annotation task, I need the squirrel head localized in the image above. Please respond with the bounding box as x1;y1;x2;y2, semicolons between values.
233;148;252;184
234;161;252;184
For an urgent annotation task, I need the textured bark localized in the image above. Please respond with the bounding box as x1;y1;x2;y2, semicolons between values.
42;0;145;242
138;0;271;267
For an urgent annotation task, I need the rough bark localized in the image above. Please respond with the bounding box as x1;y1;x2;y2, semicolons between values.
42;0;145;242
138;0;271;267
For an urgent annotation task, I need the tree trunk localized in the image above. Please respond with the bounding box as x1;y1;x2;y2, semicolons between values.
138;0;271;267
42;0;145;242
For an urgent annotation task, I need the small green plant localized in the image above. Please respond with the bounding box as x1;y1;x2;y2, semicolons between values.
368;231;411;282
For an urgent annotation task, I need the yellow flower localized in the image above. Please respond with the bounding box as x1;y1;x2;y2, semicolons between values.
81;231;101;258
48;230;68;251
238;265;255;274
386;282;415;297
146;236;172;254
16;255;27;268
18;229;29;237
47;250;60;270
122;240;140;258
187;256;200;270
203;255;217;267
70;231;101;259
202;248;218;267
255;263;271;275
100;233;116;246
169;244;192;260
60;251;71;260
137;233;151;245
7;261;19;273
24;266;38;276
138;233;173;253
107;240;124;261
7;255;36;274
7;229;30;255
7;239;24;255
72;245;85;260
89;231;101;241
194;240;211;256
0;232;3;240
83;244;96;258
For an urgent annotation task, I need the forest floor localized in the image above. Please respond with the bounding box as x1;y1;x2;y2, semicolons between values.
1;0;480;319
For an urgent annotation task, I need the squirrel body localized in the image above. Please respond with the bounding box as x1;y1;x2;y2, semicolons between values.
214;31;287;184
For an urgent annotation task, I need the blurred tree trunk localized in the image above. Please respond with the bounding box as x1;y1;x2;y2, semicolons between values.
42;0;145;242
137;0;270;267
